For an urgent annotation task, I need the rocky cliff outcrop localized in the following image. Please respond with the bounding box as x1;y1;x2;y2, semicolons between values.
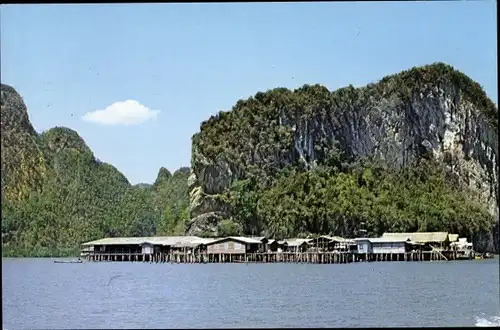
188;63;498;236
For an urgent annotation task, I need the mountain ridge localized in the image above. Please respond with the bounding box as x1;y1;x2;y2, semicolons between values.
187;62;498;251
1;61;498;254
1;83;190;256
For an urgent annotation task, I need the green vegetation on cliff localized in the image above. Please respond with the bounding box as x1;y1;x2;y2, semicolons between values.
191;62;498;251
226;156;495;248
194;62;497;167
2;62;498;255
154;167;191;235
1;84;190;257
1;84;47;202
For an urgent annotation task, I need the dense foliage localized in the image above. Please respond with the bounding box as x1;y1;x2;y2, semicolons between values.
191;62;498;251
1;84;190;257
2;62;498;255
223;154;497;250
1;84;47;202
194;63;497;172
153;167;191;236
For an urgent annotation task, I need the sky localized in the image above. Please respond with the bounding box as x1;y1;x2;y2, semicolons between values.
1;2;497;185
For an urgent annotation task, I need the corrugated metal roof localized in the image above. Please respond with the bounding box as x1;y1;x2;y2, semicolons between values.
84;235;337;247
284;238;312;246
246;236;268;242
314;235;351;243
138;241;156;246
370;237;410;243
81;236;202;246
227;236;262;244
206;236;262;245
331;236;349;243
172;242;199;248
382;232;449;243
354;237;410;243
190;238;218;245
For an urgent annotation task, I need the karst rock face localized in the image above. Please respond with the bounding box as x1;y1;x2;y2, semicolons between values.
187;63;498;237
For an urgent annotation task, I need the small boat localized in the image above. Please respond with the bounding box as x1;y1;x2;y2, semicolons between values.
54;260;83;264
475;253;495;260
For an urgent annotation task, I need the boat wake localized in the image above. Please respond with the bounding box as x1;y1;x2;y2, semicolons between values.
475;313;500;327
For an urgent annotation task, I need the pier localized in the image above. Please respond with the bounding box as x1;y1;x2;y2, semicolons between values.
85;251;357;264
83;251;457;264
80;233;475;264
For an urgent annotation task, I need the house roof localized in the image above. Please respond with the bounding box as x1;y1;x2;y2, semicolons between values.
190;238;218;245
448;234;459;242
84;235;328;247
245;236;268;242
331;236;350;243
207;236;262;245
353;237;371;241
312;235;353;244
451;238;472;247
171;242;200;248
138;241;156;246
371;237;410;243
284;238;312;246
228;236;263;244
354;237;410;243
81;236;202;246
381;232;449;243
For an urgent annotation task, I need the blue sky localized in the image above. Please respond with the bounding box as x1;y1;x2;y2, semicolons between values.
1;2;497;184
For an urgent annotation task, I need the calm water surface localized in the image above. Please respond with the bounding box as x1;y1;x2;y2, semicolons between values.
2;258;499;328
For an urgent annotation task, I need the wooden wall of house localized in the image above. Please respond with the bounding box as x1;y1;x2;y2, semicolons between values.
371;242;406;254
207;240;246;254
266;242;279;252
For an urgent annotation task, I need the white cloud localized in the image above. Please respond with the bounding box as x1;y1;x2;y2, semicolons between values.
82;100;160;126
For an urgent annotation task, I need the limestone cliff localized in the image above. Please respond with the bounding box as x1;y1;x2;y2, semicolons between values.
188;63;498;236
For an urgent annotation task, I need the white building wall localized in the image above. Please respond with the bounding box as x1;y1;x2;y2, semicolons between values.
142;244;154;254
372;242;406;254
356;241;372;253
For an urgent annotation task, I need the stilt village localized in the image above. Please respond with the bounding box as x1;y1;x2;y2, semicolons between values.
80;231;488;264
